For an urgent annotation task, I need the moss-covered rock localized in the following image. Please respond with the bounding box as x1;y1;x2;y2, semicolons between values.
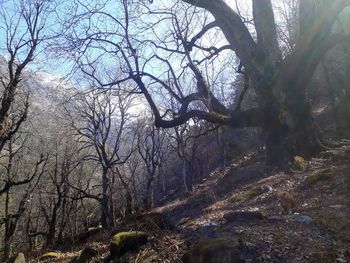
291;156;307;170
305;168;333;184
110;231;148;257
40;252;60;260
182;237;244;263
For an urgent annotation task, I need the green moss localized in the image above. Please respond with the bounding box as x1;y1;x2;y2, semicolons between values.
110;231;147;257
182;237;241;263
291;156;307;170
40;251;59;260
112;231;146;246
305;168;333;184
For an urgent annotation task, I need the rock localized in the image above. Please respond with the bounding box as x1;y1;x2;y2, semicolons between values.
201;220;218;227
224;211;265;223
293;215;313;223
8;253;25;263
110;231;148;258
40;252;60;260
265;185;273;193
182;237;245;263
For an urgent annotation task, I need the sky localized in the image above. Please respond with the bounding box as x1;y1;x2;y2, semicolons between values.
1;0;349;123
0;0;249;70
1;0;349;86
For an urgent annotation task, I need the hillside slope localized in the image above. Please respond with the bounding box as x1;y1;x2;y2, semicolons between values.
29;143;350;263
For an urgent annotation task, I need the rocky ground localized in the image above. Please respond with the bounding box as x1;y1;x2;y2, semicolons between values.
28;143;350;263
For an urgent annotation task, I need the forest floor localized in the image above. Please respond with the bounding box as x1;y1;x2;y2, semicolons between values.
31;143;350;263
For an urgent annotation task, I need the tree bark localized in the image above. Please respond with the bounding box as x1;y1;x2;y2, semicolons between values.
100;167;112;229
46;199;61;246
263;94;323;165
125;190;133;215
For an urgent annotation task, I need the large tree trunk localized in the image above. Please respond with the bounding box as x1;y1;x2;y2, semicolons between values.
143;175;155;210
181;0;349;165
3;235;11;261
120;180;133;216
254;0;341;165
182;159;189;192
46;223;56;246
255;62;325;166
46;202;60;246
124;190;133;216
263;96;323;165
100;167;112;229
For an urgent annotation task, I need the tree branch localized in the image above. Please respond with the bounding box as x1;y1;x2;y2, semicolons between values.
252;0;281;64
182;0;263;75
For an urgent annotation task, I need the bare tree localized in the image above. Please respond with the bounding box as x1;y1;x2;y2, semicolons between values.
135;115;167;209
169;120;218;192
38;137;79;246
69;88;135;228
60;0;350;166
0;134;46;261
113;161;137;216
0;0;55;152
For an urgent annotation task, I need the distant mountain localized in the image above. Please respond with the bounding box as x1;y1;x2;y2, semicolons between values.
0;53;149;138
0;54;76;145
